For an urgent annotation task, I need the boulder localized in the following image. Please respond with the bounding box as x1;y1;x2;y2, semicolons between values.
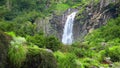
21;47;57;68
0;31;12;68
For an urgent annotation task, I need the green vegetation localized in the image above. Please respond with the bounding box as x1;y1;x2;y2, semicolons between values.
0;0;120;68
52;16;120;68
103;46;120;62
8;44;27;67
54;4;70;15
22;47;57;68
85;16;120;47
54;51;77;68
27;34;61;51
6;32;57;68
8;34;27;67
84;16;120;67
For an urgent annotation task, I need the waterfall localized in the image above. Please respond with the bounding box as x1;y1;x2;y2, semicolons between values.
62;11;77;45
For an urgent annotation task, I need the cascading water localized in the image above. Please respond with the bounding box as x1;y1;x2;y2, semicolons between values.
62;11;77;45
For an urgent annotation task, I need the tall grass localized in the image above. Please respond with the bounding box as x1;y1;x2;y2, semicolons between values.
8;45;27;67
8;33;28;67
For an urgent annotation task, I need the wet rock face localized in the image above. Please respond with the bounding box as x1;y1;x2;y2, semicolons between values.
50;9;77;40
73;0;120;41
50;14;64;39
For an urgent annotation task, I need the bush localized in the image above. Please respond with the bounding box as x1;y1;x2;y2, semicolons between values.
4;11;17;20
79;58;100;68
70;42;95;58
46;36;61;51
14;21;36;37
8;45;27;68
0;21;14;32
104;46;120;62
27;35;61;51
54;51;77;68
102;25;120;41
7;34;57;68
71;47;95;58
8;35;27;67
26;34;46;48
72;42;89;49
100;46;120;62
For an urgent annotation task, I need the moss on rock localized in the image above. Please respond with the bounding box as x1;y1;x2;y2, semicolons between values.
22;47;57;68
7;46;57;68
0;31;12;68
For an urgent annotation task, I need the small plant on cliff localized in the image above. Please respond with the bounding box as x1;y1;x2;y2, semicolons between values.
8;35;27;67
8;44;27;67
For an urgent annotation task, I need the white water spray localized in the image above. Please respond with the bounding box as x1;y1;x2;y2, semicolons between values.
62;11;77;45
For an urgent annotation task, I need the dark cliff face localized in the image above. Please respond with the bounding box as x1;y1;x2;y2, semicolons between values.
38;0;120;42
49;9;77;40
73;0;120;41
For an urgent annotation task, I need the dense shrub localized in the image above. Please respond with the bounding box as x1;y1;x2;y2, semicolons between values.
27;34;61;51
79;58;100;68
4;11;17;20
46;36;61;51
72;42;89;49
71;47;95;58
0;21;14;32
99;46;120;63
104;46;120;62
26;34;46;48
7;34;27;68
54;51;77;68
14;21;36;37
6;33;57;68
8;45;27;68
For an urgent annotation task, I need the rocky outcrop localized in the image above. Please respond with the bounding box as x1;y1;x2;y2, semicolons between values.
50;9;77;40
0;31;57;68
34;17;52;36
0;31;12;68
73;0;120;41
34;9;75;40
21;48;57;68
6;47;57;68
34;0;120;42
